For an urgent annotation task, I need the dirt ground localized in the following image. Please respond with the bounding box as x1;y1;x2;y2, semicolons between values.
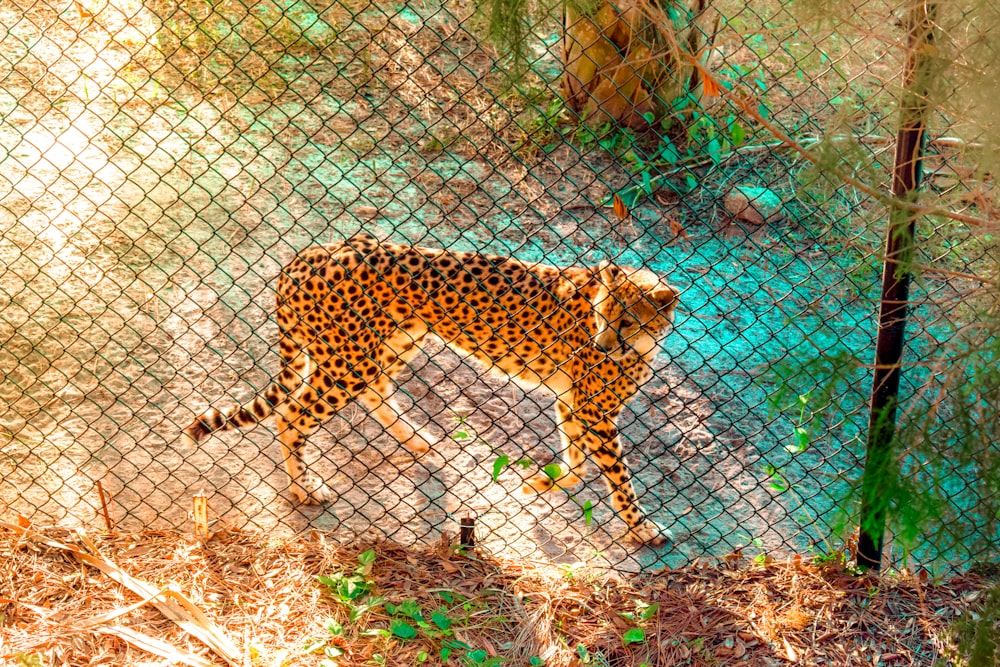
0;0;962;572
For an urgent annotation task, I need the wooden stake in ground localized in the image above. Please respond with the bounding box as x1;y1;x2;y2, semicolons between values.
858;0;940;571
191;492;210;542
96;480;114;533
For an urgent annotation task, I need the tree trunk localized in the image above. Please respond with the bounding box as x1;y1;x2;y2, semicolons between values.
562;0;712;128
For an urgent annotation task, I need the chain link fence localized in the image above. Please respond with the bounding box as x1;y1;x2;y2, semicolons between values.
1;0;997;572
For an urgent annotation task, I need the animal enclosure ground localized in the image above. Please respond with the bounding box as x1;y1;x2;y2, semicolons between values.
0;0;986;571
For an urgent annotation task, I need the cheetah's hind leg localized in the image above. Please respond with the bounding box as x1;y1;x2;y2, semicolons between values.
358;333;439;457
274;355;343;504
355;379;439;456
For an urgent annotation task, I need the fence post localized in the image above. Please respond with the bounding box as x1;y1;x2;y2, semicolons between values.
857;1;939;571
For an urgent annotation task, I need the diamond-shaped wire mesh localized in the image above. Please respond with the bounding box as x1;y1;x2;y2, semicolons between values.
1;0;997;572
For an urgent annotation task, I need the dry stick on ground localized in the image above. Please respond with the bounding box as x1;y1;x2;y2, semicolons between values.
0;520;242;667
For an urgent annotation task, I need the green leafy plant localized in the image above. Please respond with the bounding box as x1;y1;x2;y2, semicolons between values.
762;463;791;494
787;393;814;455
944;583;1000;667
318;549;376;603
317;549;385;624
452;414;474;442
303;617;347;666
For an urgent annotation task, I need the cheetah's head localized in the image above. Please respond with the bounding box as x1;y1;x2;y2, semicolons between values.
592;261;679;361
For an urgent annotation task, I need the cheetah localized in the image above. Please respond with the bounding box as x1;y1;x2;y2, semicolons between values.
182;233;680;544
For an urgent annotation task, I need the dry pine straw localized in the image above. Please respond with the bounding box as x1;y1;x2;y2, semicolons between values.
0;524;987;667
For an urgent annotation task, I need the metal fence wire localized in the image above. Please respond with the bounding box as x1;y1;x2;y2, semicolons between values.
1;0;998;572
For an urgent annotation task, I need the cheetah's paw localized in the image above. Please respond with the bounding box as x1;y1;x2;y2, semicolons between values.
402;431;437;456
627;519;672;546
520;468;584;495
290;473;333;505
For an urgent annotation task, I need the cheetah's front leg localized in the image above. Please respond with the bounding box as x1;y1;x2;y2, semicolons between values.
584;420;669;547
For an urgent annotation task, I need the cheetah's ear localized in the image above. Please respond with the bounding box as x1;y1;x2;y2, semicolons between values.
651;284;680;310
598;260;624;286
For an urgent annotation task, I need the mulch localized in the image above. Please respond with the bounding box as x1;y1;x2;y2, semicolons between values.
0;520;988;666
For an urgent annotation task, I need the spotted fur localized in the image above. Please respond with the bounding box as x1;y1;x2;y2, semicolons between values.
182;233;680;544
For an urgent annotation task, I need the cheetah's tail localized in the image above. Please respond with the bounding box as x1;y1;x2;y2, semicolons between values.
180;380;291;449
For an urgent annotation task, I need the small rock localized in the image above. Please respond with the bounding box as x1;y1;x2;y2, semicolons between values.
724;186;784;225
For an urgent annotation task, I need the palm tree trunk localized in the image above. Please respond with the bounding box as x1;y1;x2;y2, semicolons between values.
562;0;712;128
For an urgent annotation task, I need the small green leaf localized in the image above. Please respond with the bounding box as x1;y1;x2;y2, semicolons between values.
390;619;417;639
516;459;532;470
302;639;326;653
622;627;646;645
583;500;593;526
358;549;376;565
543;463;562;481
786;427;809;454
639;602;659;621
730;122;745;147
492;455;510;482
441;647;452;662
659;137;680;164
417;651;429;663
707;137;722;165
529;658;545;667
359;628;390;637
466;649;488;664
431;610;451;630
349;596;385;623
399;599;422;619
325;617;344;635
640;170;653;195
